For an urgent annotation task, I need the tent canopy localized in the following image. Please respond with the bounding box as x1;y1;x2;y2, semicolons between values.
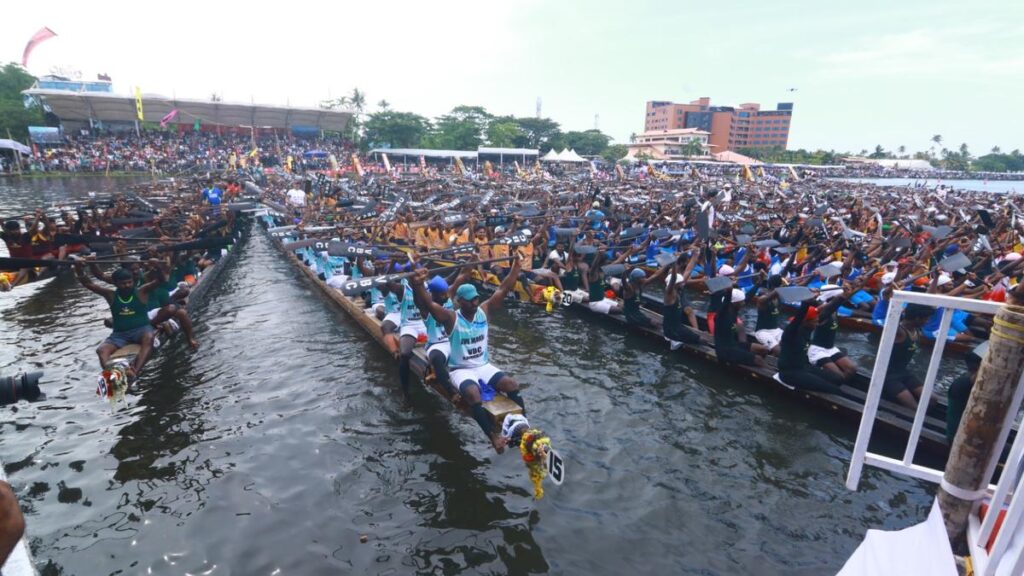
23;89;353;131
370;148;476;159
540;149;561;161
0;139;31;155
561;148;588;162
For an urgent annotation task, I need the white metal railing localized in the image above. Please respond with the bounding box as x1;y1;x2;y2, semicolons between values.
845;289;1024;575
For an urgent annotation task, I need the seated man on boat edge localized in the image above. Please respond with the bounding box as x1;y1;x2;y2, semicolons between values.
411;255;525;454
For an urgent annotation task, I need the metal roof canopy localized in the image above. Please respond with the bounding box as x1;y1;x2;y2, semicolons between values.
23;89;353;131
371;148;477;159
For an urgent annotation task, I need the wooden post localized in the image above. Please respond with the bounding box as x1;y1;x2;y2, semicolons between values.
938;301;1024;547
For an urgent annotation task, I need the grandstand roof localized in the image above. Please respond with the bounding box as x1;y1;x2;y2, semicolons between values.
23;89;353;131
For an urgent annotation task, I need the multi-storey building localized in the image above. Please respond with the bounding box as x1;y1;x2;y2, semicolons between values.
644;97;793;151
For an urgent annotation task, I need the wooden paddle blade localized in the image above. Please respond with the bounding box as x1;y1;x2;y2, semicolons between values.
815;263;843;279
776;286;815;302
573;244;598;255
939;252;972;272
754;239;780;248
340;277;379;296
705;276;733;294
600;263;626;276
653;252;677;267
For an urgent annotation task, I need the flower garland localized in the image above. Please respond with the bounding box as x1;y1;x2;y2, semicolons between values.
519;428;552;499
97;365;128;405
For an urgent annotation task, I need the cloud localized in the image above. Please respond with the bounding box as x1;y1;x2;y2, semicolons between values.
817;26;1023;80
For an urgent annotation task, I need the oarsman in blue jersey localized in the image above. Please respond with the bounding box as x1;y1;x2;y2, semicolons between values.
201;181;223;215
412;273;468;401
412;254;524;453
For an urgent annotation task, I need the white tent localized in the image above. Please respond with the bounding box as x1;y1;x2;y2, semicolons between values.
562;148;588;163
540;149;561;162
0;139;31;155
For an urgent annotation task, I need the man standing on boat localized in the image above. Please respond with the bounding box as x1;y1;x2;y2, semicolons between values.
411;254;525;453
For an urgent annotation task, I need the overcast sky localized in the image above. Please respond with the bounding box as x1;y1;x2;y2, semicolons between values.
4;0;1022;154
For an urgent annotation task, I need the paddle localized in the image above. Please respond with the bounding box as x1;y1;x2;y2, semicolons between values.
0;256;152;271
776;286;815;302
339;256;512;296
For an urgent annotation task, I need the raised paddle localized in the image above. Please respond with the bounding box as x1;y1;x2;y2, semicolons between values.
339;256;513;296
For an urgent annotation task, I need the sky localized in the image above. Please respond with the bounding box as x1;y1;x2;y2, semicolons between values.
3;0;1022;154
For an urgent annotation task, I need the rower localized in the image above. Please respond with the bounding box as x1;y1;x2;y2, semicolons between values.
753;275;785;355
809;284;859;380
776;301;844;394
73;263;159;383
394;273;428;400
411;254;524;453
1;220;36;288
413;274;462;400
713;288;769;368
882;303;933;409
663;251;702;349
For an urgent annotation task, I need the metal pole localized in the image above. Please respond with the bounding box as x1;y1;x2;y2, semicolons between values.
939;300;1024;548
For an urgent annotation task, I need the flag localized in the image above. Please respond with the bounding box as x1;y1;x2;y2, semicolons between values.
134;87;144;121
193;119;201;132
22;27;56;67
97;73;111;82
249;147;259;158
352;154;365;179
159;109;178;128
381;153;392;173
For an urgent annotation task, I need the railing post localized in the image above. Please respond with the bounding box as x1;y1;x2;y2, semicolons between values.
903;308;952;465
846;294;905;490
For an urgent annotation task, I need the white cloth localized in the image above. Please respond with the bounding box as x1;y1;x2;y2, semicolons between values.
325;274;350;289
426;340;450;359
399;320;427;340
450;362;502;388
286;188;306;207
808;344;842;365
837;498;955;576
588;298;617;314
754;328;784;350
382;311;401;329
501;413;530;439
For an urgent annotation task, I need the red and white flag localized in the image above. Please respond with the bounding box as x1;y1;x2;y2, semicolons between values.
22;27;57;67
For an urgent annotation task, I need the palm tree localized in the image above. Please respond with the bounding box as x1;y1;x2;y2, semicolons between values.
898;145;906;158
378;99;390;111
629;132;637;144
932;134;943;146
992;146;1002;154
350;88;366;112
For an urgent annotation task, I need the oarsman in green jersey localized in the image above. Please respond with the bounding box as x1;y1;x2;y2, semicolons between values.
74;262;162;381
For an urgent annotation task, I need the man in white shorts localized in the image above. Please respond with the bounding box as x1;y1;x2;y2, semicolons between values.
411;255;525;453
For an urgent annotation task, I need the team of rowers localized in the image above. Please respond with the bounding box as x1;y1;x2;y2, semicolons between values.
2;186;239;387
264;172;1024;449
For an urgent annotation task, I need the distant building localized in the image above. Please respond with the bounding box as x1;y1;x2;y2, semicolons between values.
843;157;934;171
34;74;113;93
644;97;793;151
624;128;710;161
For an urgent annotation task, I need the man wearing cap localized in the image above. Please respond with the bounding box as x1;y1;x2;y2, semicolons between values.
714;287;768;368
808;284;859;381
413;273;466;401
411;255;524;453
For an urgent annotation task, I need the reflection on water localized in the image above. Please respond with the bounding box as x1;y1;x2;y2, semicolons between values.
0;178;938;575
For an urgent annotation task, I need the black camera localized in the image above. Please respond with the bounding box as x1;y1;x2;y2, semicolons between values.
0;371;43;405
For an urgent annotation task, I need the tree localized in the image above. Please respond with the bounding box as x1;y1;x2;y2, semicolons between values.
0;63;43;140
868;145;888;159
932;134;943;146
363;110;431;149
562;129;611;156
486;119;524;148
425;105;492;150
992;146;1001;154
629;132;637;144
601;144;629;164
898;145;906;157
680;139;705;157
515;116;562;150
349;88;366;113
378;99;390;111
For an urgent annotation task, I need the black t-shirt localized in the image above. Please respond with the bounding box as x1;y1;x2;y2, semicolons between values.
945;373;974;443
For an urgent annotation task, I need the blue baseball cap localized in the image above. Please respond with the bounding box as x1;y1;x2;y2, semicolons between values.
456;283;479;301
629;268;646;281
427;276;449;293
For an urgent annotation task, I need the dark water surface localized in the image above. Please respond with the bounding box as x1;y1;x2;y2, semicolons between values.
1;177;936;575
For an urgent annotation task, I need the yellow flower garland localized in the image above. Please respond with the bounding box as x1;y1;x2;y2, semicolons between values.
519;429;552;499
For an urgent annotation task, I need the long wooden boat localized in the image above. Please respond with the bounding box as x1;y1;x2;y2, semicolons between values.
468;274;971;461
97;213;251;402
256;212;524;438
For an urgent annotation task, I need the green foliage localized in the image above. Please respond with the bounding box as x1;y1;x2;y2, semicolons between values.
868;145;889;159
363;110;432;149
424;105;492;150
0;62;42;140
601;144;629;164
515;117;562;150
736;146;841;166
562;129;611;156
485;118;525;148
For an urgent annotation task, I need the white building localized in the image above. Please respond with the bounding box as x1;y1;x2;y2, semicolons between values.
625;128;711;161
